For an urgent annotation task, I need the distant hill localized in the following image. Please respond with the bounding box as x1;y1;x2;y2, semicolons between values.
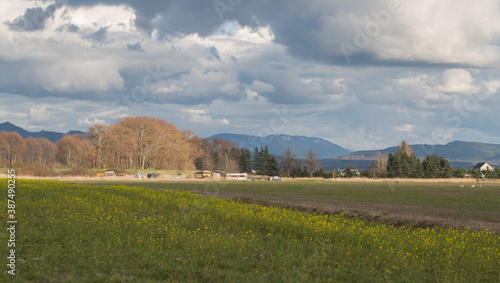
0;122;85;143
209;133;351;159
337;140;500;169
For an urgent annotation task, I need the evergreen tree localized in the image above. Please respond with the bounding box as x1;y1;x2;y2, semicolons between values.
259;146;268;174
392;153;403;177
344;164;356;178
387;153;395;177
413;158;424;178
265;154;281;176
423;155;441;178
239;148;252;173
453;168;467;178
253;147;263;174
439;156;453;178
290;165;309;178
262;146;280;176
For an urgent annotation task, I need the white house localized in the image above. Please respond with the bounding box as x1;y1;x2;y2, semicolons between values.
474;162;494;171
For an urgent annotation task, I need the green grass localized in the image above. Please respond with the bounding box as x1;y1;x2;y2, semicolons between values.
74;180;500;226
1;179;499;282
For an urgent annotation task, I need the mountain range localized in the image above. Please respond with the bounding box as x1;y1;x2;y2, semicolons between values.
1;121;499;169
0;122;85;143
343;141;500;163
209;133;352;159
329;141;500;170
209;134;499;169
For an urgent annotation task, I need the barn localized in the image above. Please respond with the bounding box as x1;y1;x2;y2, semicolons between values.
474;162;494;171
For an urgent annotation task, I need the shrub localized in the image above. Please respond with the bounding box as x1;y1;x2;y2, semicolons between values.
58;167;92;177
17;163;57;177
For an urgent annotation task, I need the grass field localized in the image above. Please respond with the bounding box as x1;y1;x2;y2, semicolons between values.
1;179;499;282
74;179;500;232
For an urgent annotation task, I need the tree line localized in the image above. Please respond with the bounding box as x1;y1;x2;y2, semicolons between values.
2;120;499;179
367;141;500;179
194;140;321;177
195;141;281;175
0;117;202;170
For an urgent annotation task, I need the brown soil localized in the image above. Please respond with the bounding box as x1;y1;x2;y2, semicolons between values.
227;195;500;233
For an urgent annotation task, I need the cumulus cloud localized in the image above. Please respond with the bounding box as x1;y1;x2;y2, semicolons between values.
28;104;54;125
6;4;61;31
9;0;499;68
436;69;480;95
2;0;500;150
394;124;415;133
182;109;229;125
77;117;106;126
149;68;244;105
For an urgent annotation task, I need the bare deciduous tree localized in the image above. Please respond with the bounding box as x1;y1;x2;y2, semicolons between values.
304;148;320;178
369;151;387;178
278;148;298;177
1;132;26;167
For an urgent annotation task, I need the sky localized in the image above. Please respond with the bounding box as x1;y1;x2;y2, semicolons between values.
1;0;500;151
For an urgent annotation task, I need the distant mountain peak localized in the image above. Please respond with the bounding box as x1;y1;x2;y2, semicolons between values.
339;140;500;169
0;121;23;128
209;133;351;159
0;121;85;143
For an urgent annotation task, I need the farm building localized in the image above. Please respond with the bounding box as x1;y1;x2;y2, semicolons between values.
226;173;248;181
474;162;494;171
213;170;225;178
340;169;361;177
195;170;212;178
104;171;116;177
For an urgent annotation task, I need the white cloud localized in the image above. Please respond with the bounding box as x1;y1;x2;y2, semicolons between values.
77;118;106;126
90;108;130;120
395;73;451;109
232;25;274;44
69;5;135;31
361;1;500;66
1;1;500;151
394;124;415;133
436;69;480;95
182;109;230;125
182;109;207;115
28;104;53;125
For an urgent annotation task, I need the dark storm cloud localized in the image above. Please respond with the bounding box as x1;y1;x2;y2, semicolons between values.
126;42;144;52
84;26;110;44
56;23;80;33
206;46;220;61
56;0;409;67
6;4;61;31
9;0;500;69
